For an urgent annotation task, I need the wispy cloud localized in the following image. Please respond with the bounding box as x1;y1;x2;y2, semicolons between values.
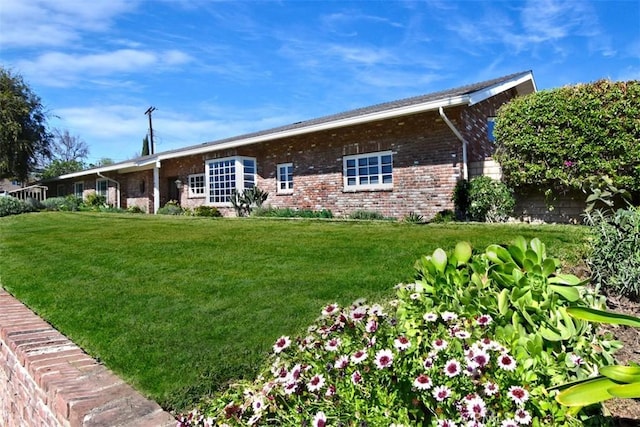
0;0;138;48
15;49;192;88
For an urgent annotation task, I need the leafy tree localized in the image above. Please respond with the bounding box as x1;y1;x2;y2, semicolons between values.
494;80;640;198
0;67;52;182
40;159;85;179
88;157;115;168
141;135;150;156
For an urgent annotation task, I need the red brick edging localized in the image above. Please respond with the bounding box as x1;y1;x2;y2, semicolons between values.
0;288;176;426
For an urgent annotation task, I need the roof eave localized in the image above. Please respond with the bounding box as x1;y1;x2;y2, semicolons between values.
158;94;471;161
468;71;536;105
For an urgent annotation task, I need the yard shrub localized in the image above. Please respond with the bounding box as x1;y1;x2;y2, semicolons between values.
494;80;640;199
181;238;616;426
468;176;516;222
42;195;81;211
0;196;32;216
157;200;184;215
585;205;640;300
348;210;388;221
126;205;146;214
430;209;455;223
85;192;106;208
403;211;425;224
193;205;222;217
252;207;333;219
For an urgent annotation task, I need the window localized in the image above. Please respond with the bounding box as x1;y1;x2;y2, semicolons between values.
206;157;256;204
343;151;393;191
277;163;293;194
96;179;108;197
188;173;205;197
73;182;84;199
487;117;496;142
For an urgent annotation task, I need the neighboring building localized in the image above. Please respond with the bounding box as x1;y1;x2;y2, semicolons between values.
43;71;536;219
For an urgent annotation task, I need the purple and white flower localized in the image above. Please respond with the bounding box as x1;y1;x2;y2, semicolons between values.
507;386;529;406
432;385;452;401
497;353;516;371
444;358;461;377
374;349;394;369
307;374;326;392
350;349;368;364
273;336;291;353
413;374;433;390
394;336;411;351
514;408;532;425
313;411;327;427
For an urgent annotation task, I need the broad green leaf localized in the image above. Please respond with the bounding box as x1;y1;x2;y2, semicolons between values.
601;365;640;383
541;258;557;277
566;307;640;327
549;284;581;302
498;288;509;315
508;244;525;266
555;377;619;406
540;326;563;341
608;382;640;399
530;238;545;260
548;274;589;286
486;244;514;264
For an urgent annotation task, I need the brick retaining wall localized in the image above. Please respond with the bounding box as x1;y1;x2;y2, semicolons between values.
0;289;176;427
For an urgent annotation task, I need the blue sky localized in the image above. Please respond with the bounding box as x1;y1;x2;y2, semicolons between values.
1;0;638;163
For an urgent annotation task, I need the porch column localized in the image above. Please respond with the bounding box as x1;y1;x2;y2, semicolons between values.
153;161;161;214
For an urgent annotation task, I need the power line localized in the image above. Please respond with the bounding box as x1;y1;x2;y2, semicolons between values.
144;106;157;154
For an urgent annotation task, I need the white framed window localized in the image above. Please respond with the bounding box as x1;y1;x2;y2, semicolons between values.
206;156;256;205
277;163;293;194
343;151;393;191
96;179;108;197
188;173;205;198
73;182;84;199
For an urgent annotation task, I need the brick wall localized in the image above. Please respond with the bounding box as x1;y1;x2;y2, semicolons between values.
0;289;176;427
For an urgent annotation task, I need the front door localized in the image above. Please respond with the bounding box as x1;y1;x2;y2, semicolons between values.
167;177;179;203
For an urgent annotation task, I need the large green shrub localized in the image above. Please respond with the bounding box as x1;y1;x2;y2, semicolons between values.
468;176;515;222
157;200;184;215
41;195;81;211
494;80;640;198
586;205;640;300
0;196;32;216
181;238;616;426
193;205;222;217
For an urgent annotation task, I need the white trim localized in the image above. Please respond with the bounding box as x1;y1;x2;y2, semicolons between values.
468;71;536;105
188;173;205;198
276;163;294;194
73;181;84;199
205;156;256;206
343;151;393;192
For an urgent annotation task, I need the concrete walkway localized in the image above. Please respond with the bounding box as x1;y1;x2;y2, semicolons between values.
0;288;177;427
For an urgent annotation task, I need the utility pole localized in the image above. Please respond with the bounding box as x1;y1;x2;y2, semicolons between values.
144;106;157;154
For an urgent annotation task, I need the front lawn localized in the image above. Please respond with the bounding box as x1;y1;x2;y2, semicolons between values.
0;212;588;411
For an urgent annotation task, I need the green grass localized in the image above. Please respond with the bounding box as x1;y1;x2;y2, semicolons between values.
0;212;589;411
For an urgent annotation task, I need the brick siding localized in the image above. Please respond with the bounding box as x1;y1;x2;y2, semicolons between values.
0;289;176;427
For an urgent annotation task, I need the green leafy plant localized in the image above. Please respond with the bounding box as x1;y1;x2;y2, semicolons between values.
252;207;333;219
467;176;516;222
0;195;33;217
553;307;640;410
403;211;424;224
192;205;222;217
348;209;388;220
126;205;146;214
585;205;640;300
230;187;269;216
494;80;640;197
430;209;455;223
157;200;184;215
84;192;106;208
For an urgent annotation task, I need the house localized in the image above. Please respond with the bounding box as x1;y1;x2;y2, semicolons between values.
44;71;537;220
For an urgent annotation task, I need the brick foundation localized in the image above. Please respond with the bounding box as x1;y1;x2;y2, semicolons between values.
0;289;176;427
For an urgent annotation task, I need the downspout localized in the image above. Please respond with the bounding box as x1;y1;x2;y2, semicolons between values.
439;106;468;181
96;172;121;209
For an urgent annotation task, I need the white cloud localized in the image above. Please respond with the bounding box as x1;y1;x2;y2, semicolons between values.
0;0;138;48
15;49;193;88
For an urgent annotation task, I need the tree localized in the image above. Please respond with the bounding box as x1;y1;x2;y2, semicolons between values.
88;158;115;168
51;129;89;162
494;80;640;198
40;159;85;179
141;135;150;156
40;129;89;178
0;67;52;182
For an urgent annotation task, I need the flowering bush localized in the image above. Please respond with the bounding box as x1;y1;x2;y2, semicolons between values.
179;238;618;426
